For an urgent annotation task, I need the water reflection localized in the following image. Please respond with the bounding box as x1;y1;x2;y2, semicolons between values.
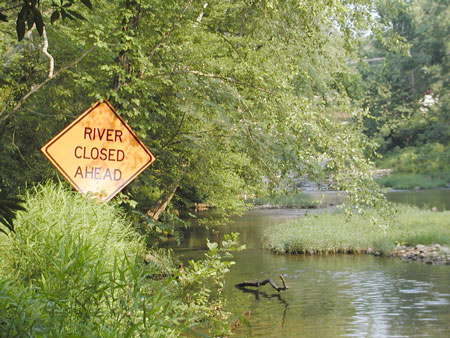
227;253;450;337
386;189;450;210
171;192;450;337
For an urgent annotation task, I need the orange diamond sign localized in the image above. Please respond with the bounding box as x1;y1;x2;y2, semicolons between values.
41;100;155;202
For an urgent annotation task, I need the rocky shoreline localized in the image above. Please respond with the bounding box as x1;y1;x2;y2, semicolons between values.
390;244;450;265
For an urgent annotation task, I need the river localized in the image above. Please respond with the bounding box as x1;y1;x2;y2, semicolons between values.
172;190;450;337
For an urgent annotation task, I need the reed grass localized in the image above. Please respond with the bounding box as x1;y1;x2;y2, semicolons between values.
264;205;450;255
251;191;319;208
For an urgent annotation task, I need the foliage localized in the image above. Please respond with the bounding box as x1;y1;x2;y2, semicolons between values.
0;182;241;337
0;0;390;221
251;191;319;209
358;0;449;154
0;189;25;234
0;0;93;41
264;205;450;255
376;173;447;190
375;142;450;187
129;209;191;246
176;232;245;335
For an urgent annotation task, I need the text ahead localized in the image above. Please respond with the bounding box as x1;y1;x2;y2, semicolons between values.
41;100;155;202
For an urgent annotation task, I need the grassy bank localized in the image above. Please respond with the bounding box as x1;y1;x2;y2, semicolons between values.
0;182;238;337
250;191;319;208
375;143;450;189
376;173;447;190
264;205;450;255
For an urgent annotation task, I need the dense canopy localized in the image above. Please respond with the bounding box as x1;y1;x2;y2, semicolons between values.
1;0;393;216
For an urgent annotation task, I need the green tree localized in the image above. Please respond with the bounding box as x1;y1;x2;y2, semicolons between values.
358;0;449;152
0;0;388;220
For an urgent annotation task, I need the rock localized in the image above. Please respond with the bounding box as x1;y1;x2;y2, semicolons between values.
390;244;450;265
440;247;450;254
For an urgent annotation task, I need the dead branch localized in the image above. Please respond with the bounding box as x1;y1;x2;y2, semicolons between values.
41;27;54;78
0;46;95;122
235;274;289;292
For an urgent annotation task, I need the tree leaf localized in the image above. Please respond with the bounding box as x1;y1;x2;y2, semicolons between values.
60;9;75;21
16;16;26;41
66;9;86;21
34;8;44;36
50;10;60;24
0;191;25;234
26;9;34;30
80;0;93;10
0;12;7;22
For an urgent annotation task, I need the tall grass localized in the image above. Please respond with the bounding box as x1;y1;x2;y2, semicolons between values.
376;173;446;189
251;191;319;208
264;205;450;255
0;182;144;280
0;182;234;337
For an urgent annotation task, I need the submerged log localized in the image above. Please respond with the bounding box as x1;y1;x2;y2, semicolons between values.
235;274;289;292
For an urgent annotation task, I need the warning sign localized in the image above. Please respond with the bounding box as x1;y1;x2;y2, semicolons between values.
41;100;155;202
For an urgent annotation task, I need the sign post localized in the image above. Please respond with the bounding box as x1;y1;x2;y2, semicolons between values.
41;100;155;202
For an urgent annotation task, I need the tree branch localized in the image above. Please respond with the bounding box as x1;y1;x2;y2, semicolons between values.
161;111;186;148
185;68;273;94
239;98;280;184
0;46;95;122
194;2;208;27
235;275;289;292
153;67;274;94
0;4;23;12
42;27;54;78
148;0;194;61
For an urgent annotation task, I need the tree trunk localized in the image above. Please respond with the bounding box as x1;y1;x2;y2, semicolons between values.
146;180;180;221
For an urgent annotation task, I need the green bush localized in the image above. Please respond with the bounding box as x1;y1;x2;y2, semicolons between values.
0;182;240;337
376;143;450;187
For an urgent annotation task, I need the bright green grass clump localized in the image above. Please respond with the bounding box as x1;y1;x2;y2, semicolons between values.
0;182;145;279
264;205;450;255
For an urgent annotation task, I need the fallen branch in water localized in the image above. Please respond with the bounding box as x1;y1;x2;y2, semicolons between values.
235;274;289;292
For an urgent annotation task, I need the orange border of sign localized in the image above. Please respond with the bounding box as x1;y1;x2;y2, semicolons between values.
41;99;155;202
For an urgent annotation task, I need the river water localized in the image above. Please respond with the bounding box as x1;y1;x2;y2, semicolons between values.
172;190;450;337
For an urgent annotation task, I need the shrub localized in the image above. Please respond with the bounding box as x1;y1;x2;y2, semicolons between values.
376;143;450;187
0;182;239;337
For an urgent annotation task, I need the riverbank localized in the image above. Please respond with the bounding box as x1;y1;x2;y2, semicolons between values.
375;173;449;190
263;205;450;264
391;244;450;265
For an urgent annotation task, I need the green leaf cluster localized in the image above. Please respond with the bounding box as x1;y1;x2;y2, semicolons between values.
358;0;449;155
0;0;390;219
